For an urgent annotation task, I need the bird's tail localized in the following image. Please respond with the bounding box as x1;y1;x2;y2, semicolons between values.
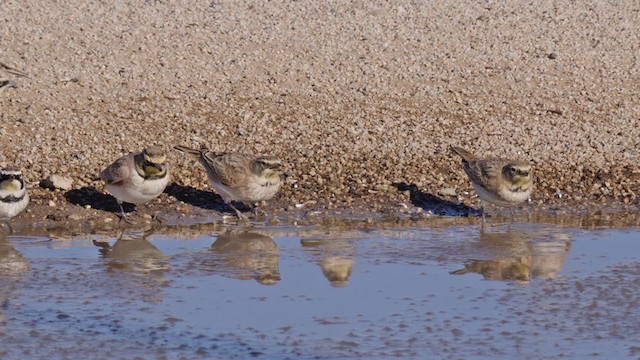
450;146;476;162
174;145;204;158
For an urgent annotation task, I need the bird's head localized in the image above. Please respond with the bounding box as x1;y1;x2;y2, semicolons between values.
0;168;24;192
252;157;282;179
502;161;532;186
137;146;167;178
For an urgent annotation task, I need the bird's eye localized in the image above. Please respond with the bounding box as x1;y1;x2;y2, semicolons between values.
510;167;516;174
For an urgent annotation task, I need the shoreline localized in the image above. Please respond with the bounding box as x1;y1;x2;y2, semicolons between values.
7;183;640;236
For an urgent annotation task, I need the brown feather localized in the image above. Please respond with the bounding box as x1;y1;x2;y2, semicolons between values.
100;156;132;184
203;152;255;187
463;159;503;191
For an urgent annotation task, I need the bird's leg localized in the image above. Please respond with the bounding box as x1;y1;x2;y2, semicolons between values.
228;203;249;222
118;202;135;224
146;203;163;224
252;202;267;218
1;221;14;234
480;218;487;232
509;208;516;222
480;203;486;222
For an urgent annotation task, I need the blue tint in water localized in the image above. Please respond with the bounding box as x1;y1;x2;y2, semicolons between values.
1;224;639;359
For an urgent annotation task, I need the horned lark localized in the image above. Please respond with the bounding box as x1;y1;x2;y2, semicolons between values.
450;146;533;218
174;145;283;220
0;168;29;230
100;146;170;222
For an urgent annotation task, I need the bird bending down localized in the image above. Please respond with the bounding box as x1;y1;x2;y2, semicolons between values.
174;145;283;221
450;146;533;220
100;146;170;222
0;168;29;232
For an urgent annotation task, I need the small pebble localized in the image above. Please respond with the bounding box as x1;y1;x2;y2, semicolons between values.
439;188;457;197
41;175;74;191
68;213;84;221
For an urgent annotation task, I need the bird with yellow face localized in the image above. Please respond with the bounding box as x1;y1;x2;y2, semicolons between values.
0;168;29;228
451;146;533;219
174;145;283;221
100;146;170;222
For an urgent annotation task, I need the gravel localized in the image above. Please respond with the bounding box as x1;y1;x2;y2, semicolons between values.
40;174;74;191
1;1;639;223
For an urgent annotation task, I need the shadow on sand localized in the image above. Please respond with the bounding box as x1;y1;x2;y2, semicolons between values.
64;186;135;214
393;182;479;217
164;184;251;213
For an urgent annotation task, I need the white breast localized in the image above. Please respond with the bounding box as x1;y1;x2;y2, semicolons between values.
106;171;170;205
498;186;532;204
209;177;281;204
472;182;530;207
0;191;29;220
244;178;282;202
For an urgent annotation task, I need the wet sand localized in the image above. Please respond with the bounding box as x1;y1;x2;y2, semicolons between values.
2;2;640;225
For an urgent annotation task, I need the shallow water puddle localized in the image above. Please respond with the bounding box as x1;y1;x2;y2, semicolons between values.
1;222;639;359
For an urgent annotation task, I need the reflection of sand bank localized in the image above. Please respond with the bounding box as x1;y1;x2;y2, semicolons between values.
451;226;571;282
301;236;356;287
210;232;281;285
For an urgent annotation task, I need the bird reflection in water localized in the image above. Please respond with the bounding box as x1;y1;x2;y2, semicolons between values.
301;237;355;287
93;228;170;302
0;236;29;280
0;235;29;324
451;225;571;282
209;231;281;285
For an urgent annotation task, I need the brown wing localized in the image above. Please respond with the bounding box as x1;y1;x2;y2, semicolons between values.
463;159;503;190
100;155;133;184
202;152;253;187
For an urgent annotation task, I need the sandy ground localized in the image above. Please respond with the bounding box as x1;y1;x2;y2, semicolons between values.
1;1;640;228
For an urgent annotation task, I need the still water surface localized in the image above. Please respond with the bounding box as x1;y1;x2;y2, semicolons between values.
0;218;639;359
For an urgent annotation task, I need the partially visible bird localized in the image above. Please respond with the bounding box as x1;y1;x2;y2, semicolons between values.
100;146;170;222
0;168;29;232
174;145;283;220
450;146;533;219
